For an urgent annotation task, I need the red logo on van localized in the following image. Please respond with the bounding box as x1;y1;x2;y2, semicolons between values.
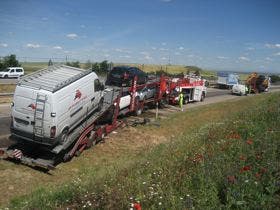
74;90;82;100
28;103;36;110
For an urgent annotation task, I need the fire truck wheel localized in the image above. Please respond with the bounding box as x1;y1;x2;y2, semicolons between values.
200;93;205;102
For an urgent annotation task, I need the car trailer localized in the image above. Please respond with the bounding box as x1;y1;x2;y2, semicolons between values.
0;75;171;170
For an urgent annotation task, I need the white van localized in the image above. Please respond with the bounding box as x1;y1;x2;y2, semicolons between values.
0;67;24;78
10;65;104;147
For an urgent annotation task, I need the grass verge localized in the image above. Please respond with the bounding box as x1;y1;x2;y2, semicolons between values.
7;93;280;209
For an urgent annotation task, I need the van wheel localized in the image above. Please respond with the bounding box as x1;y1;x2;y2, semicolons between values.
60;129;69;145
4;75;8;78
97;97;104;111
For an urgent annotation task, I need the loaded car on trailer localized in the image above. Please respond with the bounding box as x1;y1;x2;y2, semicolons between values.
10;65;104;148
105;66;148;87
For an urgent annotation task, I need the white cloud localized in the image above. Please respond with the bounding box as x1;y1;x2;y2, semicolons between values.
66;33;78;39
80;24;86;28
161;42;167;46
159;48;168;51
26;43;40;48
246;47;255;51
151;47;157;50
217;56;228;59
53;46;62;50
274;52;280;56
265;43;280;49
161;57;167;60
178;46;184;50
265;57;273;61
0;43;8;47
175;52;181;55
187;54;194;58
161;0;173;2
41;17;48;21
144;55;152;60
119;55;131;58
238;56;250;61
104;54;110;58
140;51;150;56
115;48;123;52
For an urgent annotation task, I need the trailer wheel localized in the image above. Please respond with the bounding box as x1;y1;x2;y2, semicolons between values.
97;97;104;111
134;97;143;116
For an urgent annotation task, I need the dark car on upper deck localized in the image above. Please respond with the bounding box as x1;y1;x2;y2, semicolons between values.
105;66;148;87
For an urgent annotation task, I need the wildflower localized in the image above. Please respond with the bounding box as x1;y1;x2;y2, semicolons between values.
159;202;162;205
131;202;142;210
255;173;261;179
246;139;253;145
239;155;247;161
255;153;262;160
142;182;146;185
260;167;267;174
240;165;251;173
227;175;236;184
245;180;249;183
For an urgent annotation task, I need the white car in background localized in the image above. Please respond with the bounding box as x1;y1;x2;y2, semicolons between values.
0;67;24;78
231;84;248;96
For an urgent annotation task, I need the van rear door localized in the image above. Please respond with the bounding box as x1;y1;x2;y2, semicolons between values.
12;86;37;134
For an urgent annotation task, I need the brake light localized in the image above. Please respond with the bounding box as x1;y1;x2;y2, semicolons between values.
50;126;56;138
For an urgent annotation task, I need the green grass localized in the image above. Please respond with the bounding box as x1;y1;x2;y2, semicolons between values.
6;92;280;209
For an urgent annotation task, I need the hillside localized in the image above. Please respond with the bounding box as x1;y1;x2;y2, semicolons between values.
2;92;279;209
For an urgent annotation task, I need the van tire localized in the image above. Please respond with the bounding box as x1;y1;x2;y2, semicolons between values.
4;75;8;78
60;129;69;145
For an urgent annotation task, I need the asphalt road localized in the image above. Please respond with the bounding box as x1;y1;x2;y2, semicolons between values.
0;78;18;84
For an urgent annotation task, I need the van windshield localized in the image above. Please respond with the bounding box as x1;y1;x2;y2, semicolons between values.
0;68;9;72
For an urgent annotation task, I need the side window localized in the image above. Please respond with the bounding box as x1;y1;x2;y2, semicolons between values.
94;79;100;92
10;69;15;73
16;69;22;72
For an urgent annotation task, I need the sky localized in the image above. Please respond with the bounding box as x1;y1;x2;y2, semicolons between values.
0;0;280;73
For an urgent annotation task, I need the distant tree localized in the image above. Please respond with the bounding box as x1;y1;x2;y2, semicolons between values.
99;60;109;72
66;61;80;68
2;54;20;69
92;62;100;72
84;60;92;69
48;59;53;66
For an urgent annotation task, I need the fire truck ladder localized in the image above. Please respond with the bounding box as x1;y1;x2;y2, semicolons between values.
34;94;47;138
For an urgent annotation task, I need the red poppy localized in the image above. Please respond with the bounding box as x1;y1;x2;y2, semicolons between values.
255;173;261;179
246;139;253;145
240;165;251;173
133;203;142;210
